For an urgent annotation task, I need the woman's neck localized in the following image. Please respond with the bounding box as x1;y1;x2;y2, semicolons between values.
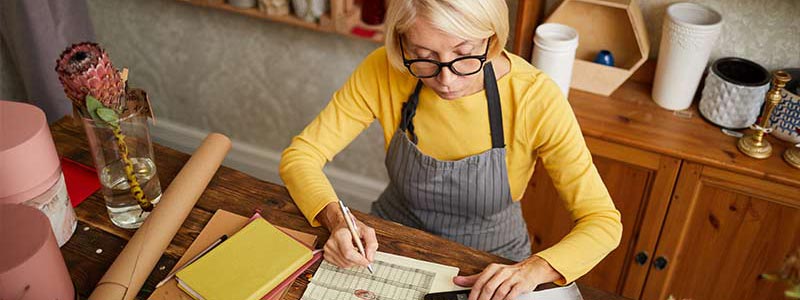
461;51;512;97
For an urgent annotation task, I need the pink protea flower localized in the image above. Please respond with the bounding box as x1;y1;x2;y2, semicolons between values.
55;42;124;111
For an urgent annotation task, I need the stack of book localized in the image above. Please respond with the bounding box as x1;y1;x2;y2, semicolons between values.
148;210;320;300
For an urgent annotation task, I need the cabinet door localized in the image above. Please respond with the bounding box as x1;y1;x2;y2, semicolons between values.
642;162;800;300
521;137;680;298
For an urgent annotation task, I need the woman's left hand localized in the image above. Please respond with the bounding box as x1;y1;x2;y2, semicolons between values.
452;255;563;300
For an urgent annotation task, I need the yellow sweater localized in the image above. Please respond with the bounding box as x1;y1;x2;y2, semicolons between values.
279;47;622;283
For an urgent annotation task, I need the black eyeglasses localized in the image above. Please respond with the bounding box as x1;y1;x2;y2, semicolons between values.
400;37;491;78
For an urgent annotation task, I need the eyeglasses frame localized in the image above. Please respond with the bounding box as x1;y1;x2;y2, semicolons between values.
399;36;492;79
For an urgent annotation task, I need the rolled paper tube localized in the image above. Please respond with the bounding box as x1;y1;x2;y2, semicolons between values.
88;133;231;300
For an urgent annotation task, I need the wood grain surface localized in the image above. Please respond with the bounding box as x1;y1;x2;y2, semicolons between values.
570;79;800;191
52;117;625;300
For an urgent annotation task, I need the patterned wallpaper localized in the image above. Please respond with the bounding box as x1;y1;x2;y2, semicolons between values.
0;0;797;197
544;0;800;71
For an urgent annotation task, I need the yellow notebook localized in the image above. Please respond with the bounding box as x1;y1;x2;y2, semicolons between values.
175;217;313;300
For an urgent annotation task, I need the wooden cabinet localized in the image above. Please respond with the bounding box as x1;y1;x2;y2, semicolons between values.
522;137;680;298
521;79;800;300
641;163;800;300
523;143;800;300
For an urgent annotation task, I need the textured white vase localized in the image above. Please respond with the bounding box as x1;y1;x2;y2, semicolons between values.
531;23;578;99
652;2;723;110
699;57;770;129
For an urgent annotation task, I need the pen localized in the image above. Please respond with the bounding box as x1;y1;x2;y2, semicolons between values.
338;200;374;274
155;234;228;288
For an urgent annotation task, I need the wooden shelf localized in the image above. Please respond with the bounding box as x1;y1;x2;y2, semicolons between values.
175;0;384;43
568;73;800;189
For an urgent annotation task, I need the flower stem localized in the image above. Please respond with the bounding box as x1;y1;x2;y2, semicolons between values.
111;124;153;212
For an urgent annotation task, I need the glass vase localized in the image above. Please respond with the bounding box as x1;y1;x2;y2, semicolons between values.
81;112;162;229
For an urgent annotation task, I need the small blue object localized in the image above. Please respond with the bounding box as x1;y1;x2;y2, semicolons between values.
594;50;615;67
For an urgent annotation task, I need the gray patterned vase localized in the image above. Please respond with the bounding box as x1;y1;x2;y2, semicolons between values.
699;57;770;129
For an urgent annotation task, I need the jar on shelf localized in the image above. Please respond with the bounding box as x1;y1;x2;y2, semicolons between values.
292;0;327;23
259;0;290;16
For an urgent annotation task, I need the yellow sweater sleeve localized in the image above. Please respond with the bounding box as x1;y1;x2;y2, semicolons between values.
523;77;623;284
279;50;384;226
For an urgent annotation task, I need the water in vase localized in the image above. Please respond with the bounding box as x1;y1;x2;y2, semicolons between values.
99;157;162;229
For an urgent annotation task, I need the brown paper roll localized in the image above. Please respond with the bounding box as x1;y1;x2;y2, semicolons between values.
88;133;231;300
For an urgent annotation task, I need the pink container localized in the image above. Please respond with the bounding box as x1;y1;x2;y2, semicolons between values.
0;100;77;246
0;203;75;300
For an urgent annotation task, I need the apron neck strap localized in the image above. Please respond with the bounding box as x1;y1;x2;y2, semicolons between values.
484;62;505;149
400;61;504;148
400;81;424;144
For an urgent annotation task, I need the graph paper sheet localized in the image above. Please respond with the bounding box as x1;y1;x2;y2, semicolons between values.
301;251;464;300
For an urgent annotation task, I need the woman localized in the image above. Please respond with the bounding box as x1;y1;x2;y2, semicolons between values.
279;0;622;299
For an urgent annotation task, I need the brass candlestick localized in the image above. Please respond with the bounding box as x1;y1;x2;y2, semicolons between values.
785;143;800;169
737;70;792;159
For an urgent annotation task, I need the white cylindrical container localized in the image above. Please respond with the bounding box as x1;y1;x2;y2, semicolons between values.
531;23;579;99
652;2;723;110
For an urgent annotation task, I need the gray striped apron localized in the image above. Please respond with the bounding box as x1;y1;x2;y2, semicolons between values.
371;62;532;262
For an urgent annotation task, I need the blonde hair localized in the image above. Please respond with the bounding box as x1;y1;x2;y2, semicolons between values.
384;0;509;73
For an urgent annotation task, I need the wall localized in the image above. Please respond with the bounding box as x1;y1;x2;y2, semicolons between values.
0;36;26;101
84;0;394;210
544;0;800;71
83;0;520;211
0;0;797;211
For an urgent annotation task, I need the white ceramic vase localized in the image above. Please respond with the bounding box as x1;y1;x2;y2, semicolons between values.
531;23;579;99
652;2;723;111
699;57;770;129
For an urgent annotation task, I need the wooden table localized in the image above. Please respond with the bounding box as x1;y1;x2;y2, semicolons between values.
52;117;625;300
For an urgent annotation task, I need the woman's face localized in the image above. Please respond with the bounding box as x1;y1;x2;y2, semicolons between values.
402;18;488;100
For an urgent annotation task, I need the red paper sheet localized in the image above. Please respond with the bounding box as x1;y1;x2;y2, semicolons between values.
60;157;101;207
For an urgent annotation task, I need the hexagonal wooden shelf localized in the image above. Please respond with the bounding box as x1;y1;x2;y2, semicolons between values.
545;0;650;96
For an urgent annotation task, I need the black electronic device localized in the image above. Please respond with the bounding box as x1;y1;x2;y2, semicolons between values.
424;289;471;300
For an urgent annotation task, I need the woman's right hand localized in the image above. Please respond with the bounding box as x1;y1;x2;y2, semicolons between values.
316;202;379;269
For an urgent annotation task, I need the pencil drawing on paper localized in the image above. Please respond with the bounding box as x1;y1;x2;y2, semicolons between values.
301;259;436;300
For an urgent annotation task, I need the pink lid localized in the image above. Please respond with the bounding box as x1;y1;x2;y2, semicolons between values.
0;100;62;203
0;204;75;300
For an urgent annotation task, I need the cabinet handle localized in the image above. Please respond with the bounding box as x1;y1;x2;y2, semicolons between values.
654;256;669;270
634;251;649;265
